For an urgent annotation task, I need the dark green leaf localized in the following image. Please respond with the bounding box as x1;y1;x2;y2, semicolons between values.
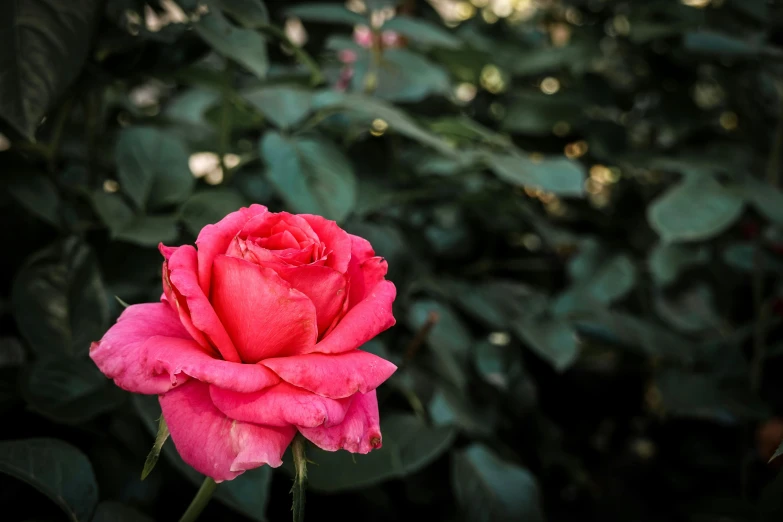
22;357;125;424
132;395;271;521
352;49;450;102
514;318;579;371
302;414;456;492
0;438;98;522
407;299;470;388
452;444;544;522
7;172;61;228
11;239;108;359
489;154;585;196
141;416;169;480
502;92;585;135
382;16;461;49
90;190;135;234
241;86;313;129
284;4;366;25
741;175;783;226
113;215;179;247
92;502;152;522
180;189;248;236
195;10;268;79
214;0;269;29
648;176;744;242
653;285;721;334
429;387;496;436
0;0;101;138
684;31;763;58
115;127;194;210
311;91;459;157
260;132;356;222
648;242;710;286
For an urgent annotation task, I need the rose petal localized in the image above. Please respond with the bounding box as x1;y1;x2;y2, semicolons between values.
90;303;191;394
162;260;215;355
159;244;178;261
196;204;268;294
169;246;241;363
262;350;396;399
301;215;352;273
210;382;352;428
240;212;319;244
349;234;375;264
147;336;280;393
298;390;382;453
160;381;296;482
308;281;396;354
276;265;347;335
211;255;318;362
259;230;300;250
346;256;389;311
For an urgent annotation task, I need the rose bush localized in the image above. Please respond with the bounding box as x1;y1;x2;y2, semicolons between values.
90;205;397;481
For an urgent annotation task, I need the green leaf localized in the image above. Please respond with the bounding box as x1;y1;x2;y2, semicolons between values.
0;438;98;522
311;91;459;157
514;317;579;371
214;0;269;29
115;127;194;210
407;300;471;388
740;175;783;226
284;4;366;25
113;215;179;247
684;31;763;58
647;176;744;242
553;254;637;316
260;132;357;222
141;416;169;480
489;153;585;196
90;190;135;233
92;501;153;522
502;92;585;135
180;189;248;236
429;387;497;436
132;395;271;521
21;357;125;424
352;49;451;102
301;414;456;492
195;10;268;79
7;171;61;228
770;441;783;464
382;16;461;49
653;285;721;334
241;86;313;129
648;242;710;286
11;239;108;359
0;0;102;139
452;444;544;522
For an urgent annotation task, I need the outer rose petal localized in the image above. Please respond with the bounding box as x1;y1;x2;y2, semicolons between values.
160;381;296;482
147;336;280;393
211;255;318;362
346;256;388;310
261;350;396;399
162;259;214;355
298;390;382;454
276;265;347;336
308;281;396;354
210;382;352;428
301;215;352;272
169;246;241;363
196;204;268;294
349;234;375;264
90;303;192;394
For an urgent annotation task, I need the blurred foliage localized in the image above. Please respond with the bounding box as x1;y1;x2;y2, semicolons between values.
2;0;783;521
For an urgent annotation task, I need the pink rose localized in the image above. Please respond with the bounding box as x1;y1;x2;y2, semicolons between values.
90;205;397;482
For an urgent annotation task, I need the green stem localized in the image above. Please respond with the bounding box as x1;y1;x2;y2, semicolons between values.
179;477;217;522
257;24;324;86
291;434;308;522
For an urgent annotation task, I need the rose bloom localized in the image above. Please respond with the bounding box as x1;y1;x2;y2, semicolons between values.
90;205;397;481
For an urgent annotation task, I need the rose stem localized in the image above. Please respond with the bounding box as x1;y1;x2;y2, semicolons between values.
291;434;308;522
179;476;217;522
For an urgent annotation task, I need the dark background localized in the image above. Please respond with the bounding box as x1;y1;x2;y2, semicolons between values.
3;0;783;521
